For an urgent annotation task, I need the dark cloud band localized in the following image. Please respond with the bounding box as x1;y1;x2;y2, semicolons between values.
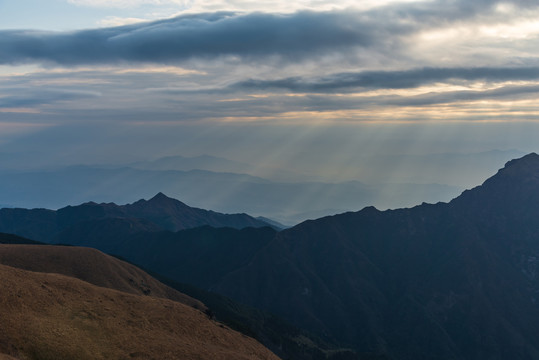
1;0;536;66
0;11;384;66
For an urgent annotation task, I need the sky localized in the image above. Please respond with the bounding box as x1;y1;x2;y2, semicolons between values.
1;0;539;191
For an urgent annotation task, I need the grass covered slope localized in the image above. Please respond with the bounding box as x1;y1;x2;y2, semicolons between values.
0;262;280;360
0;355;18;360
0;244;204;310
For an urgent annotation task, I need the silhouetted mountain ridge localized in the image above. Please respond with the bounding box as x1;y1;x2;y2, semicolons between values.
454;152;539;208
205;153;539;359
124;192;268;231
0;193;272;243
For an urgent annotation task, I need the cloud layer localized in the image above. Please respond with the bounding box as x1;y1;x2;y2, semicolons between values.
232;67;539;93
0;11;390;66
2;0;539;174
2;1;538;70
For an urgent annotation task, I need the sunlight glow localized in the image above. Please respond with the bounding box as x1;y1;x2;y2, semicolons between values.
479;20;539;39
0;65;202;77
115;66;204;76
0;65;43;77
419;17;539;43
0;108;42;114
99;16;149;27
68;0;434;12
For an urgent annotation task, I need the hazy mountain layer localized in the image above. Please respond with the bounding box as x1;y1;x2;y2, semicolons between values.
0;165;460;225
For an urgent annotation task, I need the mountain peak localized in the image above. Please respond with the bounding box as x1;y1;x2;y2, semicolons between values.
482;152;539;186
127;193;189;215
150;192;171;201
145;192;186;206
452;152;539;210
501;152;539;174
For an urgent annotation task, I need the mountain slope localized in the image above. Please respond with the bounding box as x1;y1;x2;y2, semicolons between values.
0;233;43;245
52;227;365;360
209;153;539;359
153;275;362;360
0;262;280;360
55;225;278;291
0;208;56;243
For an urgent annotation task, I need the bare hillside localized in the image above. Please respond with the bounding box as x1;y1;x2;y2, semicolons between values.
0;262;280;360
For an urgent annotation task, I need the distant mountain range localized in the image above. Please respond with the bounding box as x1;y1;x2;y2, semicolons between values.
128;154;254;174
0;192;272;243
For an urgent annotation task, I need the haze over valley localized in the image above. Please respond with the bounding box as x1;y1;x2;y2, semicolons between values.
0;149;524;225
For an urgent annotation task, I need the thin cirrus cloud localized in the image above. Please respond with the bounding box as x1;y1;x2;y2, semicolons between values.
136;83;539;121
230;67;539;93
0;88;101;108
67;0;189;8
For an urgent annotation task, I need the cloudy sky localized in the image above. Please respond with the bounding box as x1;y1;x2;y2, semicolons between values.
1;0;539;188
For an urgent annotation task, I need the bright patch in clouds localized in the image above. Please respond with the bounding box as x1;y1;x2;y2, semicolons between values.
98;16;149;26
479;20;539;39
0;108;41;114
67;0;433;14
67;0;189;8
0;65;42;77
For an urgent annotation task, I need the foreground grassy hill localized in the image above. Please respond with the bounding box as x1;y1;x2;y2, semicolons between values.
0;245;279;360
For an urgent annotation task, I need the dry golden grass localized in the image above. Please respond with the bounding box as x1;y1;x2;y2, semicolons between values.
0;245;204;310
0;354;19;360
0;262;280;360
